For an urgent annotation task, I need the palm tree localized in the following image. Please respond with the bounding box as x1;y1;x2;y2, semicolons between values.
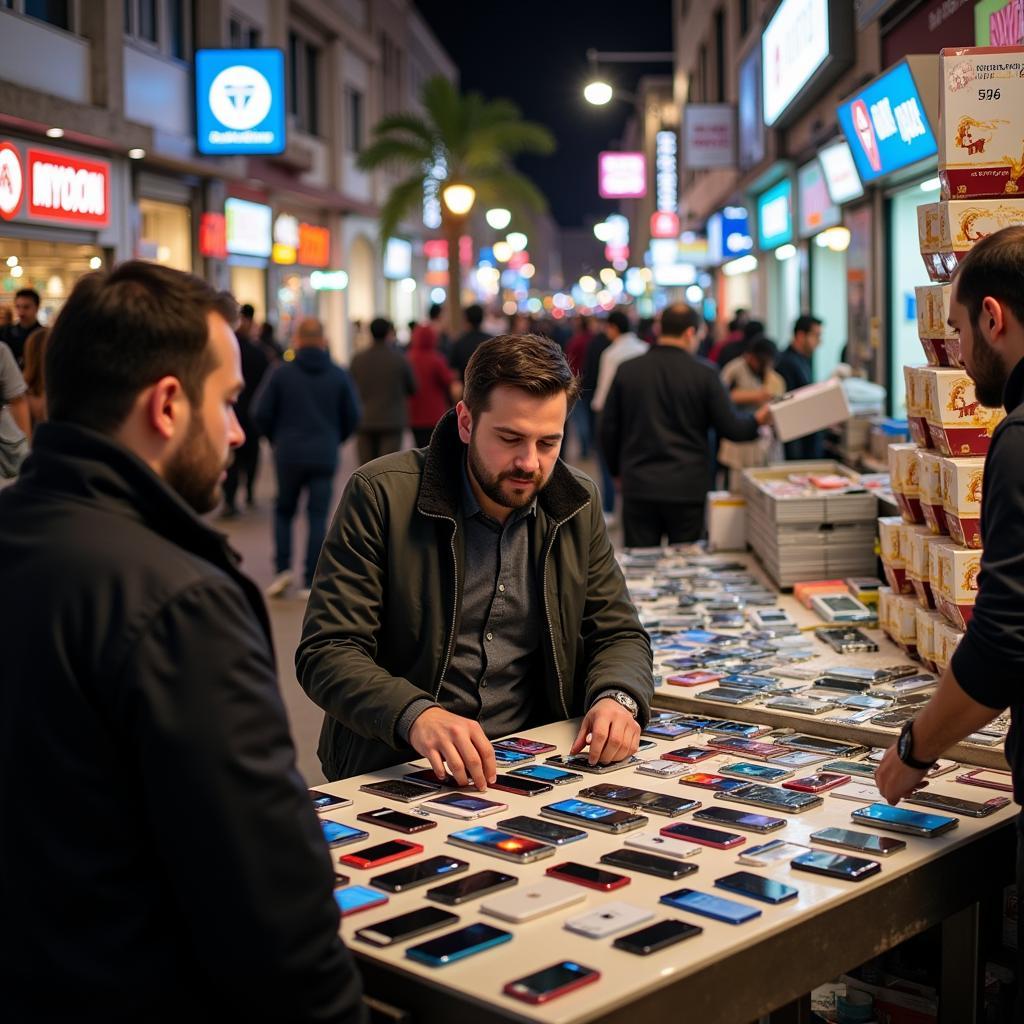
357;75;555;334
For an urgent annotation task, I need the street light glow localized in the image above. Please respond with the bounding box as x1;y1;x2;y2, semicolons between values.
584;81;614;105
506;231;528;252
485;208;512;230
579;275;597;292
593;221;613;242
493;241;513;263
442;182;476;216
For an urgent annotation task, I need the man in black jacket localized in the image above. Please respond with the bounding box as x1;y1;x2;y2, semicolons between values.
0;262;364;1023
600;304;772;547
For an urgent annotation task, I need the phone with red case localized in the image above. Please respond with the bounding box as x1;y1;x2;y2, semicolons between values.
956;768;1014;793
782;772;851;793
503;962;600;1005
660;822;746;849
545;861;630;891
667;671;725;687
338;839;424;870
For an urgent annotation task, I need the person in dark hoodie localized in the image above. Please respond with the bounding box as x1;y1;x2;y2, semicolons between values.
255;317;361;599
407;317;454;447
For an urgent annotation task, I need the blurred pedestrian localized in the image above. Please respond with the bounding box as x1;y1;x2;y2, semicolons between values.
256;317;361;599
566;316;595;458
21;325;49;433
776;314;825;460
600;304;772;547
220;308;270;517
417;301;451;360
349;317;416;464
0;340;29;477
258;320;285;364
407;317;454;447
580;320;612;512
717;318;765;368
449;304;491;386
0;287;41;368
0;263;365;1021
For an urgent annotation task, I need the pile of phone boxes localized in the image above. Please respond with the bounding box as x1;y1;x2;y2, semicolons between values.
740;462;878;589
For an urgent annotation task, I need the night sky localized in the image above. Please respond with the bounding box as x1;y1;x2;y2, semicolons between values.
412;1;673;228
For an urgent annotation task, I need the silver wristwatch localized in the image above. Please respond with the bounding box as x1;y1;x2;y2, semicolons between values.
601;689;639;719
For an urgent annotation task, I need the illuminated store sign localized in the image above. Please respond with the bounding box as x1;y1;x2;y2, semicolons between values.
195;49;286;155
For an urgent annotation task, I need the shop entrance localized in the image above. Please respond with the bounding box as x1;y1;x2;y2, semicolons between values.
0;237;105;323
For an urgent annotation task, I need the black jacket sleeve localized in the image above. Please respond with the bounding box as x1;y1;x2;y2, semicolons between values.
599;374;623;477
116;579;366;1023
705;371;760;443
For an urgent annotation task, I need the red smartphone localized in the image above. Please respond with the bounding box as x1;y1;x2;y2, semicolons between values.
544;861;630;892
495;737;558;755
503;961;600;1004
338;839;424;870
663;747;717;764
660;822;746;849
667;671;725;687
782;772;851;793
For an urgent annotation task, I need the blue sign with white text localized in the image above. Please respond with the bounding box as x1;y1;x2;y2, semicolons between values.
837;61;936;184
196;49;286;155
756;179;793;250
707;206;752;264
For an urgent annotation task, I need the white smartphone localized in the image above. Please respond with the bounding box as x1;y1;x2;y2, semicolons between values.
419;793;508;819
829;783;885;803
635;758;691;778
625;830;702;860
480;878;586;923
564;901;655;939
737;839;810;866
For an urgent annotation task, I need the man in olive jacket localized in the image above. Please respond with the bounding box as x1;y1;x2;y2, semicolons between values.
298;334;653;785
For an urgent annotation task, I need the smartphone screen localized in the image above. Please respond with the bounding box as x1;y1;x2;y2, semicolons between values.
493;748;533;764
580;783;698;816
426;869;517;905
659;888;761;924
488;774;553;796
448;826;551;858
371;856;468;893
791;850;881;881
355;906;459;947
678;773;753;793
852;803;958;835
340;839;419;865
321;821;369;847
811;827;906;856
719;762;791;782
663;747;716;763
543;799;643;828
494;737;557;754
714;870;798;904
310;790;351;811
406;922;512;966
661;822;745;848
426;794;506;815
504;962;600;1003
361;778;438;801
498;816;586;844
546;862;629;890
334;885;388;917
600;849;698;880
694;807;785;832
356;808;436;833
508;765;581;784
783;735;862;756
643;722;696;738
612;919;703;955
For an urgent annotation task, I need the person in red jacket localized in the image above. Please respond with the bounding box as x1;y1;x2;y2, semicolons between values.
408;320;454;447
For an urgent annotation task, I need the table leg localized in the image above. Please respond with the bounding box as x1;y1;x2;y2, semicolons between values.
940;902;982;1024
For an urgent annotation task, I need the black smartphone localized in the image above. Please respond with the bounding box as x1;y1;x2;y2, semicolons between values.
488;773;554;797
497;816;587;845
370;855;468;893
600;848;699;881
905;791;1012;818
693;806;786;834
791;850;882;881
579;783;699;818
810;827;906;857
612;919;703;955
356;807;437;834
310;790;351;812
359;778;438;802
425;869;517;906
714;870;798;905
354;906;459;947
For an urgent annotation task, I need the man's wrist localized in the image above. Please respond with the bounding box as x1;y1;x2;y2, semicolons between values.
593;689;639;719
897;720;937;771
396;698;440;744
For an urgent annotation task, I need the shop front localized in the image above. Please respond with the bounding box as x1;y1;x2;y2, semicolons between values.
224;196;272;325
270;210;331;344
382;236;417;336
706;205;756;329
754;177;800;347
135;172;195;273
0;136;127;322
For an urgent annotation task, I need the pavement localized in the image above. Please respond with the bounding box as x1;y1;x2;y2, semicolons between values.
215;432;609;787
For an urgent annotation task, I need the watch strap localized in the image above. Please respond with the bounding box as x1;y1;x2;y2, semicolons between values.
898;720;936;771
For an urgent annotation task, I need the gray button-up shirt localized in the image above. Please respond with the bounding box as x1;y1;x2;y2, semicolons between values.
396;460;542;741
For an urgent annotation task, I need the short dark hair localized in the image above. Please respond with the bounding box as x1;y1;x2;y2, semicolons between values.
239;303;255;320
749;336;778;361
607;310;630;334
742;319;765;341
463;333;580;417
954;225;1024;331
15;288;40;307
47;261;237;433
429;302;443;320
464;304;484;328
370;317;393;341
794;314;822;335
660;304;702;338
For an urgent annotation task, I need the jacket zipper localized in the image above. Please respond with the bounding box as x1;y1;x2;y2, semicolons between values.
542;500;591;719
420;510;459;699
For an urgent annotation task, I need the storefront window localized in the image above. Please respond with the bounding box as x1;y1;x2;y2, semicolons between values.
811;241;848;378
0;238;103;322
138;198;192;272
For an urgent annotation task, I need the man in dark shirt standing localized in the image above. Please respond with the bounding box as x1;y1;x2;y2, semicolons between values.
0;287;41;368
448;304;491;386
775;314;824;460
877;227;1024;1012
600;304;771;548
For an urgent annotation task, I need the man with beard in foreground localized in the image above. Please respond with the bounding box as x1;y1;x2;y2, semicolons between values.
0;262;364;1023
876;226;1024;1016
298;333;653;784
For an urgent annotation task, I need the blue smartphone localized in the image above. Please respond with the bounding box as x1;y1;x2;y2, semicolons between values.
642;721;695;739
334;885;388;917
321;821;369;847
851;803;958;837
406;922;512;967
508;764;583;785
660;887;762;924
494;748;533;765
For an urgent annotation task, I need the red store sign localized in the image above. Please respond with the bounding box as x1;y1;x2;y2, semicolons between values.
199;212;228;259
27;148;110;227
297;223;329;267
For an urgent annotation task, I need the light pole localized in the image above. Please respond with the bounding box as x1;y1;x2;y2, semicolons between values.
441;182;476;336
583;48;673;106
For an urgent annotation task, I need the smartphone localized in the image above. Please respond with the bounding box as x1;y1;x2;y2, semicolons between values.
780;736;866;757
783;773;852;794
834;695;892;711
810;827;906;857
566;901;656;938
738;839;810;866
481;877;587;923
748;608;795;629
821;760;878;779
334;885;388;917
447;826;555;863
310;790;351;813
706;738;792;759
503;961;600;1005
493;748;535;765
355;906;460;947
693;806;786;833
643;720;699;740
697;687;760;706
546;861;631;892
544;753;643;774
705;722;769;739
426;869;517;906
494;737;558;755
635;758;694;778
600;848;699;880
625;829;703;860
508;764;583;785
769;749;832;768
816;628;878;653
660;888;761;925
875;674;939;698
765;696;835;716
402;769;460;789
338;838;423;870
612;919;704;955
420;793;508;819
717;762;794;783
719;674;780;691
660;822;746;849
359;778;438;802
956;768;1014;793
663;746;717;764
677;772;754;793
488;774;554;797
371;855;468;893
852;803;959;837
905;791;1011;818
579;783;700;817
321;821;370;848
497;816;587;845
715;870;798;905
791;850;882;881
811;593;874;623
667;671;725;687
356;807;438;834
541;799;648;834
719;783;823;813
406;922;512;967
813;676;874;693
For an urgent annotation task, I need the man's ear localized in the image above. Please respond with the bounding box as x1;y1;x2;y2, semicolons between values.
455;400;473;444
145;375;189;441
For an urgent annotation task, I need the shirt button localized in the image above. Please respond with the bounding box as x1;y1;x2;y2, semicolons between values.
481;681;488;689
486;632;494;641
498;584;506;593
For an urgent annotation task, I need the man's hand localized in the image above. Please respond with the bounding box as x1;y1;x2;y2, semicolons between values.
570;697;641;765
754;403;773;427
875;744;928;805
408;707;496;791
